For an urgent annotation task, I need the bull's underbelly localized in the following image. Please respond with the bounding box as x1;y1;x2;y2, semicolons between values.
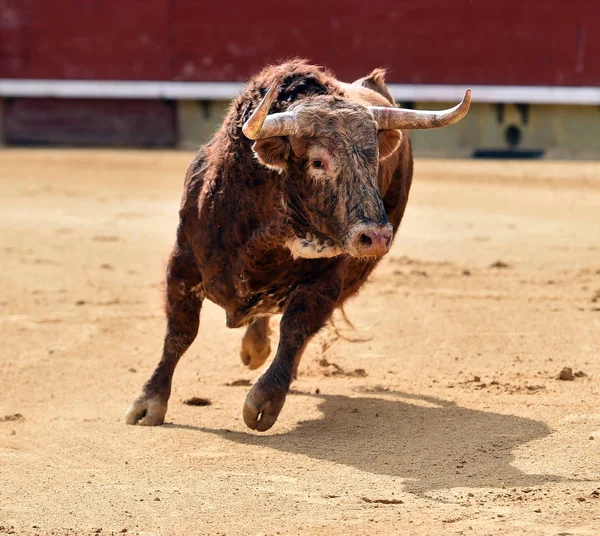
202;284;288;329
200;252;382;329
223;296;286;329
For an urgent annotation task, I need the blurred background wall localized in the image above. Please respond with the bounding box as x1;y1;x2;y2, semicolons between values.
1;0;599;157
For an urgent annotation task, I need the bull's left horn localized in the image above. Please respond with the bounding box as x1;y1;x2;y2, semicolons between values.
242;78;298;140
369;89;471;130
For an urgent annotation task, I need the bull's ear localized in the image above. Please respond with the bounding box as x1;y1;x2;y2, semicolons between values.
252;137;291;171
353;68;394;105
378;129;403;160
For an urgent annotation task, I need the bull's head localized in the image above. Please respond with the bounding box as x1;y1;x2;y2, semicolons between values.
243;78;471;260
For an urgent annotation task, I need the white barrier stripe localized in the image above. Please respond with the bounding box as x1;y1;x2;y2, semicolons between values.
0;79;599;105
389;84;600;105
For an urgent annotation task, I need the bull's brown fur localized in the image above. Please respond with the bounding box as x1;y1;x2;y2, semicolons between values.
126;60;414;431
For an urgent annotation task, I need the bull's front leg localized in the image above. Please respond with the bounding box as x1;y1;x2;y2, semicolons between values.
243;272;342;432
125;244;202;426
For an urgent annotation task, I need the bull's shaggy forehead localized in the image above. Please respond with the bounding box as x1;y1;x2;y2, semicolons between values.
290;97;378;145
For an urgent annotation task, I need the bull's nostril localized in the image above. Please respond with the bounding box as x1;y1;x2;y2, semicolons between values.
358;234;373;248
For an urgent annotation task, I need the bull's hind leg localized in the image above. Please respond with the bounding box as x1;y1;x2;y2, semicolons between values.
243;272;342;431
240;316;271;370
125;245;202;426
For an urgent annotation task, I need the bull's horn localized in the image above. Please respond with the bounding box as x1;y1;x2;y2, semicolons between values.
369;89;471;130
242;78;298;140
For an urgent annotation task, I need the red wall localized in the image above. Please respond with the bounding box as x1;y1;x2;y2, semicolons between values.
1;0;599;86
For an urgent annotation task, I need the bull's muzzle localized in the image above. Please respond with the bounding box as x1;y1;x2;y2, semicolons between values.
348;223;393;257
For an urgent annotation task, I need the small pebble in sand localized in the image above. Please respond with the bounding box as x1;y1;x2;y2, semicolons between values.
558;367;574;381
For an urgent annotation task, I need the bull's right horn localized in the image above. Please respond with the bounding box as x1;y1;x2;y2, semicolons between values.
369;89;471;130
242;78;299;140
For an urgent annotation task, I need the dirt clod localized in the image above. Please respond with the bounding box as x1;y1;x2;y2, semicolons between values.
0;414;24;423
183;397;212;407
558;367;575;381
490;261;511;269
318;358;367;378
225;379;251;387
362;497;404;505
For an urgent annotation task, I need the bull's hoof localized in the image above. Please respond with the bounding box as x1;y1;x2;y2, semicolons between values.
240;340;271;370
243;382;287;432
125;394;168;426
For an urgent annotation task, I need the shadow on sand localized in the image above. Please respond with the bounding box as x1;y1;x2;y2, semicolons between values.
193;391;563;495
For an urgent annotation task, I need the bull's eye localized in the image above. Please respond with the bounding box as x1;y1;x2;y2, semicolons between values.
311;160;324;169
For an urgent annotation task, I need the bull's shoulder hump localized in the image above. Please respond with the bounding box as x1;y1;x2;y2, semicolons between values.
337;81;394;108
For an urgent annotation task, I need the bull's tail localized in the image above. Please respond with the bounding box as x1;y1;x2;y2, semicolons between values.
339;305;356;330
330;305;373;343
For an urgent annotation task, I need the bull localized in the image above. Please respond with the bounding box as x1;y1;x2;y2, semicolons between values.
126;60;470;431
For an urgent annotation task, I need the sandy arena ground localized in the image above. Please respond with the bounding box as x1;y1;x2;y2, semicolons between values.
0;149;599;535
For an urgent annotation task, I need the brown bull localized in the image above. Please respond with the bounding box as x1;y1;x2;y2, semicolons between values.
126;60;470;431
